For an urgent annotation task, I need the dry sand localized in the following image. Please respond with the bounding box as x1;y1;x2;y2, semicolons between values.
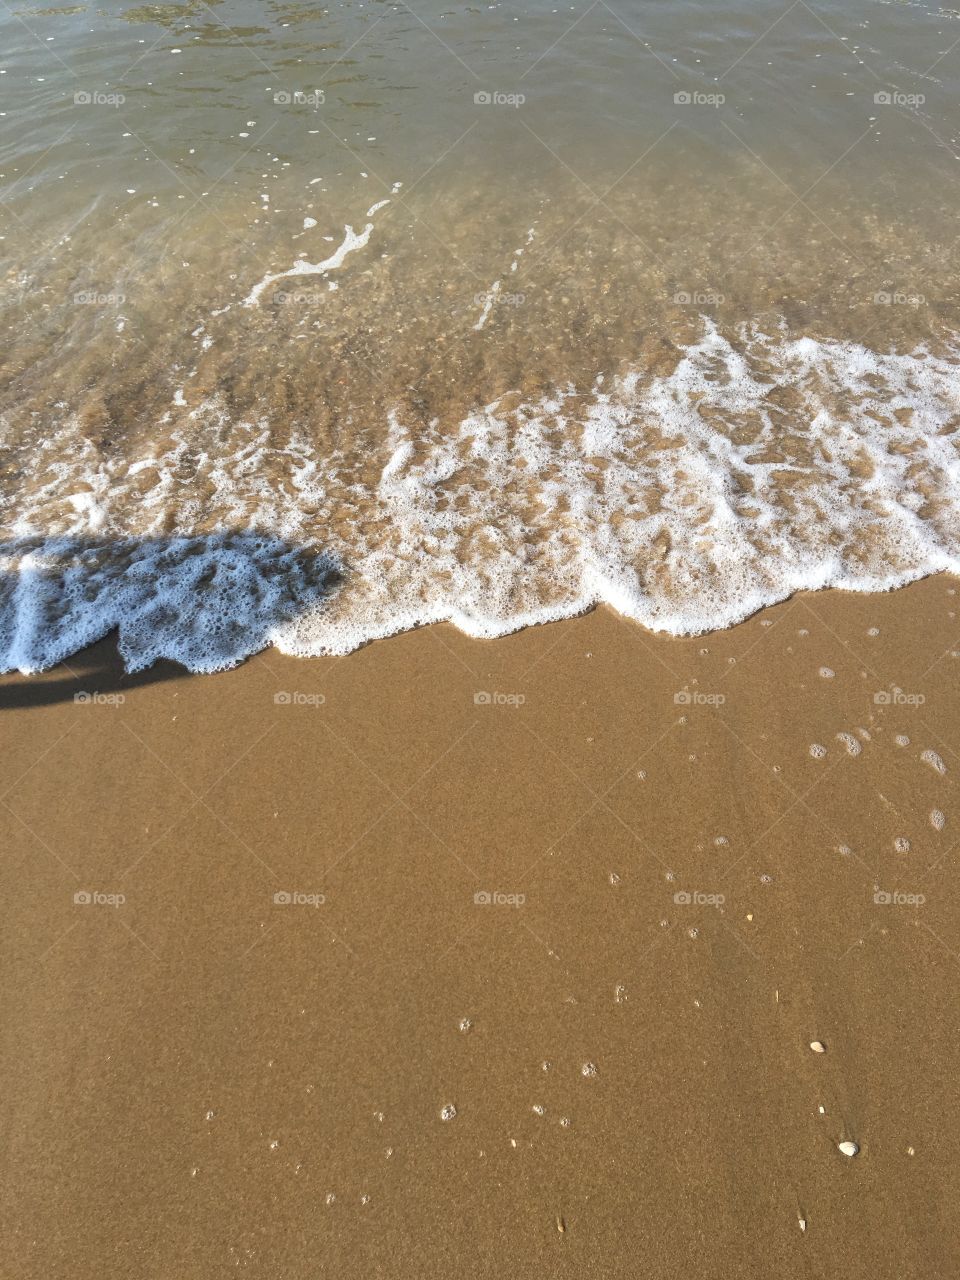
2;578;959;1278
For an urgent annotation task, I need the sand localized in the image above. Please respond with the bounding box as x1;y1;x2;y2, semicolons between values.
2;578;959;1278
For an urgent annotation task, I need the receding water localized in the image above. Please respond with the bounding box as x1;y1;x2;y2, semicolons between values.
2;0;960;669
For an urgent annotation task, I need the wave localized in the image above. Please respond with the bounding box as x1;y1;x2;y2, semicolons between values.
3;321;960;672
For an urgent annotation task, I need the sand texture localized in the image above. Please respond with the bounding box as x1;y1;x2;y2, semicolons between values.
2;579;959;1278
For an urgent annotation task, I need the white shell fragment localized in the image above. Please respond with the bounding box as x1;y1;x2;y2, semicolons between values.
838;1140;859;1157
810;1041;826;1053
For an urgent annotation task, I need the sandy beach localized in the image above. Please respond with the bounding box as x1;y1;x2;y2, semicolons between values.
3;578;959;1278
4;0;960;1273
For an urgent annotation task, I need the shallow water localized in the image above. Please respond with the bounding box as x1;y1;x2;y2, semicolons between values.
2;0;960;669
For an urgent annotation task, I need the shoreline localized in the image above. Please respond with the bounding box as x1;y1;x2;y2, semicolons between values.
5;554;960;677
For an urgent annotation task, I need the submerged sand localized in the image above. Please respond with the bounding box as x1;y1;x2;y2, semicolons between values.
2;578;959;1278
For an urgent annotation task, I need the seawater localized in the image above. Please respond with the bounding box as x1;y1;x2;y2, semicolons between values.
2;0;960;670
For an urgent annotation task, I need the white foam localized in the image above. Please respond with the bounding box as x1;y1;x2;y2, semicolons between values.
242;222;375;306
473;280;500;331
5;321;960;672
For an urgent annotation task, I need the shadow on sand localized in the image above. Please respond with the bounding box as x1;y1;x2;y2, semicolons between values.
0;533;341;709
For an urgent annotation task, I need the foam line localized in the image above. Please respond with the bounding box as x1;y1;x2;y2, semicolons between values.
4;321;960;672
242;222;375;307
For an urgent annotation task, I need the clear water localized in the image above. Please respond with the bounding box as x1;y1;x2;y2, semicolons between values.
2;0;960;669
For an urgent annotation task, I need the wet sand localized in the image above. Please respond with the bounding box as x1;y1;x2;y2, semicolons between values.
2;578;959;1278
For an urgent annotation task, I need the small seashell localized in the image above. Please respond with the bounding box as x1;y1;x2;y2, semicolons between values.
838;1140;859;1157
810;1041;826;1053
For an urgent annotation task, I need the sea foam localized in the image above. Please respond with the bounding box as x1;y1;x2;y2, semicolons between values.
2;321;960;672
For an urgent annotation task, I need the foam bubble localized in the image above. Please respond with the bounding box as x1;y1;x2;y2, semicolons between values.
921;749;947;775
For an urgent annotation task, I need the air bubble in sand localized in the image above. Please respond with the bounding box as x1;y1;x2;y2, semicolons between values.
809;743;827;759
836;732;861;757
440;1103;457;1121
921;749;946;775
930;809;946;831
581;1062;598;1078
819;667;835;679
